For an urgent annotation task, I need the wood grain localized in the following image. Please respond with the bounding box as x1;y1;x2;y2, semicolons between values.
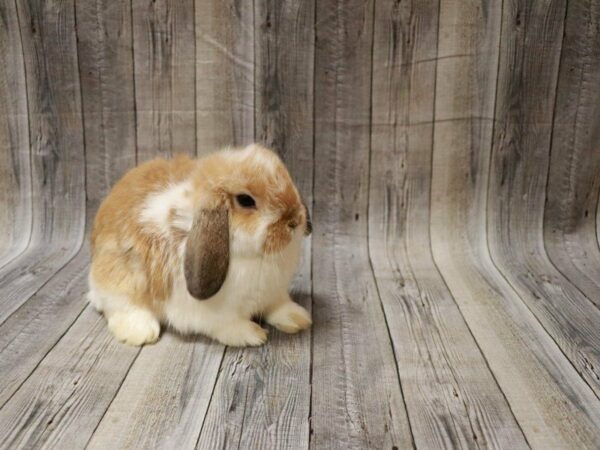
87;333;223;450
0;248;89;408
133;0;196;160
431;0;600;447
369;0;527;447
487;0;600;397
76;0;137;218
0;0;86;325
310;1;413;448
544;0;600;305
0;306;139;450
0;0;32;268
195;0;255;151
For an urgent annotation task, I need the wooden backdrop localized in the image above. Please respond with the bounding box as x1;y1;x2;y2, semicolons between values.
1;0;600;448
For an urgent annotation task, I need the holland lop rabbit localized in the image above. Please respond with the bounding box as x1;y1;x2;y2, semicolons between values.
88;144;312;346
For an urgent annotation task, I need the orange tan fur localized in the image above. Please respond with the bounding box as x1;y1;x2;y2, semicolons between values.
91;156;196;313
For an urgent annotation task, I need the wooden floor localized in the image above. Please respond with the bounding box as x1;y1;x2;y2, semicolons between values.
2;0;600;448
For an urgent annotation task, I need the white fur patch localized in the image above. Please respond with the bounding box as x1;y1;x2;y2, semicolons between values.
139;181;194;235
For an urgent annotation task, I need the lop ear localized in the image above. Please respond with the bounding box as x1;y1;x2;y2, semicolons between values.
302;197;312;236
184;205;230;300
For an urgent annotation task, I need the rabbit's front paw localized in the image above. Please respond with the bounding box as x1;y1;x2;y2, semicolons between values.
267;301;312;334
215;320;268;347
108;309;160;346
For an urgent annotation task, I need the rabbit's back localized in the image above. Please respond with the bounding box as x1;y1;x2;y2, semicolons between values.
90;155;198;313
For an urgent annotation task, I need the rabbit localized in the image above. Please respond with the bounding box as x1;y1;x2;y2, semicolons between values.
87;144;312;347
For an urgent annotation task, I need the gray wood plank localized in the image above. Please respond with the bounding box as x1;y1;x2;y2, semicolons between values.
544;0;600;306
368;0;527;447
133;0;196;160
87;333;223;450
432;119;600;449
198;2;315;448
431;0;600;447
487;0;600;397
197;247;312;450
0;0;32;268
76;0;137;217
0;0;87;325
0;306;139;450
254;0;314;164
195;0;255;150
310;1;413;448
0;248;89;408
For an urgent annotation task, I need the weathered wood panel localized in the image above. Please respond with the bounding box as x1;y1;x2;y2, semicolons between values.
195;0;255;151
0;306;139;450
76;0;137;217
431;0;600;447
369;0;527;447
133;0;196;159
0;0;86;324
1;1;600;448
310;1;413;448
544;0;600;305
0;0;31;268
87;333;223;450
0;248;89;408
488;0;600;397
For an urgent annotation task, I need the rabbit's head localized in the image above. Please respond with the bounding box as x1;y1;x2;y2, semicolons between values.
184;144;311;300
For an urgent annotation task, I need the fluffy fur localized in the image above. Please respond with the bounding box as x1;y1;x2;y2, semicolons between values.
88;144;311;346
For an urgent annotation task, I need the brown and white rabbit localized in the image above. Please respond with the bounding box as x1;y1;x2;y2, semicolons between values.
88;144;312;346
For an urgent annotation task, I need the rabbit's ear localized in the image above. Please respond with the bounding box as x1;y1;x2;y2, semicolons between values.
184;205;229;300
302;197;312;236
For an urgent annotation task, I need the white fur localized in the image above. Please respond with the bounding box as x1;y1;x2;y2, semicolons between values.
139;180;194;234
87;279;160;345
89;179;309;346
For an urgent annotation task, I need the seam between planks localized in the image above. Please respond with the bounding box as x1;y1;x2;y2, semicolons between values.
192;347;227;448
0;236;86;329
477;0;532;442
307;0;317;444
0;0;88;327
130;0;139;166
542;0;600;304
192;0;198;156
485;244;600;401
0;301;89;411
427;215;532;447
83;343;144;449
485;230;600;402
252;0;257;144
4;0;35;274
365;0;415;447
479;0;595;439
427;0;531;444
73;0;89;231
482;0;600;403
596;182;600;250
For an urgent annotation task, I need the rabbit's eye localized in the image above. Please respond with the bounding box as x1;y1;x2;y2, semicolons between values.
236;194;256;209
